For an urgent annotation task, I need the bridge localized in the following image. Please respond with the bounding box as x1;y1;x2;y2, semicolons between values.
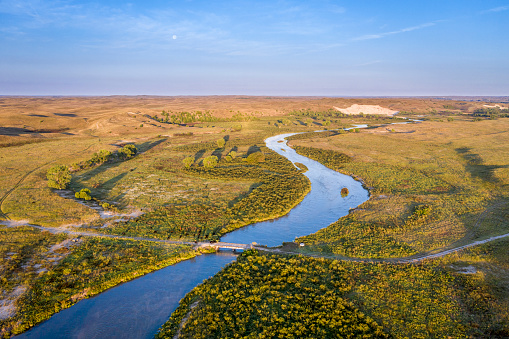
198;242;255;251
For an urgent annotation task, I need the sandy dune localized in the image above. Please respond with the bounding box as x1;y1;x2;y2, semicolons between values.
334;104;399;116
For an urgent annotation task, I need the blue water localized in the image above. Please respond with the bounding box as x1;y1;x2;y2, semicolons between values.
221;133;369;246
17;253;236;339
18;132;369;338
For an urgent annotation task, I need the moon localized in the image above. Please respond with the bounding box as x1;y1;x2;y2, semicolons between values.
172;35;177;40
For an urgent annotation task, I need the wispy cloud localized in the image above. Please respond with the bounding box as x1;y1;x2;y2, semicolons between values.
481;5;509;14
0;0;340;57
352;21;437;41
355;60;382;67
0;0;82;25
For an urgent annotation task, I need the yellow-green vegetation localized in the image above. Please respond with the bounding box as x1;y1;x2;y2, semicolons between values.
102;146;310;241
0;231;199;336
349;253;509;338
298;213;418;258
293;119;509;256
436;237;509;337
46;165;71;189
159;249;509;338
292;145;351;168
157;250;387;339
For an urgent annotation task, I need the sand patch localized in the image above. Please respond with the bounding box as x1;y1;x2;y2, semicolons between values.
0;220;31;227
453;265;478;275
483;104;507;109
334;104;399;116
0;286;26;320
46;238;83;265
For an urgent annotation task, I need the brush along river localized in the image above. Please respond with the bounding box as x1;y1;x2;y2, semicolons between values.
18;132;369;338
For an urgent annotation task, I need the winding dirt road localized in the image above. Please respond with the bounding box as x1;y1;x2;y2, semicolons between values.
4;221;508;264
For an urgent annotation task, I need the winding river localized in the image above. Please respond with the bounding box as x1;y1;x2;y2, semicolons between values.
18;133;369;338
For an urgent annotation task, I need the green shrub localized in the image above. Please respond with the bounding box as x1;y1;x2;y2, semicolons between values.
216;138;226;148
182;157;194;168
245;151;265;164
118;144;137;159
203;155;218;169
46;165;71;189
75;188;92;200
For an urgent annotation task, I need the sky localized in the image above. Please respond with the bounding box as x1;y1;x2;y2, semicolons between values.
1;0;508;96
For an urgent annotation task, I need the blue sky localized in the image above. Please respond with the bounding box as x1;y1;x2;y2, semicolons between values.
1;0;508;96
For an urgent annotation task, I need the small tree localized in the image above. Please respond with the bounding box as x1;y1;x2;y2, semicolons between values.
75;188;92;200
216;138;226;148
47;165;71;189
245;152;265;164
228;151;237;159
93;149;112;163
203;155;218;169
183;157;194;168
118;144;137;159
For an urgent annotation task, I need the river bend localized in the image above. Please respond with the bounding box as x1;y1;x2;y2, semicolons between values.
18;132;369;338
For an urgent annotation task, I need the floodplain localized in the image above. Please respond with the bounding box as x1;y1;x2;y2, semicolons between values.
1;96;508;338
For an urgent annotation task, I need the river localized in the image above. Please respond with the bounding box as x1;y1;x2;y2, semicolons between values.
18;132;369;338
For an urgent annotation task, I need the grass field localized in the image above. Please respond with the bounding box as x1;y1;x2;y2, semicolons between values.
292;118;509;257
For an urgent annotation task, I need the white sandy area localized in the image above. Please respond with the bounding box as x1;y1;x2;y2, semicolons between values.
483;104;507;109
0;286;26;320
334;104;399;116
0;220;31;227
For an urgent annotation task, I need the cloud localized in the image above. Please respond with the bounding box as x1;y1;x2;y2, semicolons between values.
352;22;437;41
0;0;82;25
355;60;382;67
0;0;345;58
481;5;509;14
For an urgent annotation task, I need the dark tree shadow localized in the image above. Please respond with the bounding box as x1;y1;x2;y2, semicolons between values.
0;127;41;136
247;145;261;155
136;138;167;153
228;182;264;208
194;149;206;162
96;172;129;198
28;114;48;117
456;147;508;183
71;139;165;184
212;148;223;160
228;146;238;154
53;113;77;117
